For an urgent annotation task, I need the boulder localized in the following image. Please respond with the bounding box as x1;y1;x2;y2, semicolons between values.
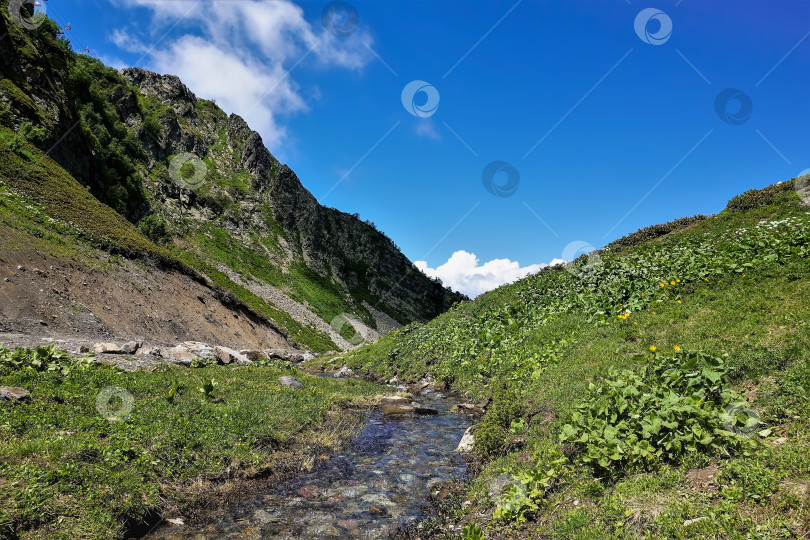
382;403;415;415
239;349;267;362
456;426;475;453
93;342;124;354
379;395;410;406
279;376;303;389
451;403;484;414
165;342;215;366
413;405;440;415
334;365;354;378
215;346;251;365
265;348;290;360
121;340;142;355
0;386;30;402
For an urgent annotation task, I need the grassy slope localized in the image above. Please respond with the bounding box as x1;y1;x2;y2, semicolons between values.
0;349;382;539
309;179;810;538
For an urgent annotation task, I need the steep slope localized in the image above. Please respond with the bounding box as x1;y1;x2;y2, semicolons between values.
0;6;464;352
312;178;810;538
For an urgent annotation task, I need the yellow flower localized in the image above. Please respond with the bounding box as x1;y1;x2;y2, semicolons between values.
677;300;682;304
649;345;657;352
660;282;666;287
674;345;681;351
705;278;709;282
676;278;681;283
670;280;676;285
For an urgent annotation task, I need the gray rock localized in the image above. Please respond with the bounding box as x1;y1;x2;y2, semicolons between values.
92;342;124;354
382;403;415;415
279;376;303;389
239;349;266;362
456;426;475;453
0;386;29;402
334;365;354;378
164;342;214;366
215;346;251;365
121;340;142;355
379;395;410;406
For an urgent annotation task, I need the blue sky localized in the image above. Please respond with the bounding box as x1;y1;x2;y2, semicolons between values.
46;0;810;296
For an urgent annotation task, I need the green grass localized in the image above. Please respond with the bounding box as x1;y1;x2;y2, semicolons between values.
0;348;383;539
308;180;810;538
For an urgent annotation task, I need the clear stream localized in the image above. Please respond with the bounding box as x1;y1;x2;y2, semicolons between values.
146;388;471;539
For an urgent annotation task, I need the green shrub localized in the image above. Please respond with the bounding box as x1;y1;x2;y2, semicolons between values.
20;122;47;145
605;215;708;252
138;214;172;245
0;102;13;128
474;383;525;458
726;181;796;211
559;349;760;475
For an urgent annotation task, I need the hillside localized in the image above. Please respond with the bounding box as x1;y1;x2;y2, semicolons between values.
0;6;464;354
310;178;810;538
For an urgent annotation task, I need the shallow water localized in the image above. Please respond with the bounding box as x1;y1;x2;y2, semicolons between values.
146;388;470;539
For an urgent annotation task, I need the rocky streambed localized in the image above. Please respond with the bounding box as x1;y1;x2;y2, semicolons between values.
146;387;472;539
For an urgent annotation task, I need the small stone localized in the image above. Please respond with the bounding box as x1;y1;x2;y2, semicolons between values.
3;278;9;283
165;518;184;527
388;377;399;385
0;386;30;402
297;485;322;499
771;436;788;446
16;265;25;272
684;516;709;527
336;519;359;530
279;376;303;389
77;345;90;354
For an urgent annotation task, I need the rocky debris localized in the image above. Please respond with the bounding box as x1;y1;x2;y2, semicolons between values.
164;341;215;366
334;365;354;378
76;345;89;354
165;518;185;527
16;265;25;272
456;427;475;453
0;386;30;402
265;348;313;363
239;349;266;362
279;376;303;389
215;346;251;365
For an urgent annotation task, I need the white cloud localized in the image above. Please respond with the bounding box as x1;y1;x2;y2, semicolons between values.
112;0;373;150
414;119;440;140
415;250;564;298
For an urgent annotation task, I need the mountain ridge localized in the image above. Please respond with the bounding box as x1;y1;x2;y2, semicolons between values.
0;8;465;352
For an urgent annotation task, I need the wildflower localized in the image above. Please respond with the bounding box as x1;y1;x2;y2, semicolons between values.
649;345;656;352
660;282;666;287
676;278;681;283
670;280;676;285
676;300;682;304
705;278;709;282
674;345;681;351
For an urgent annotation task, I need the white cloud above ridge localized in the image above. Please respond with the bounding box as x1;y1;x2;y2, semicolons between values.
415;250;565;299
112;0;373;150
